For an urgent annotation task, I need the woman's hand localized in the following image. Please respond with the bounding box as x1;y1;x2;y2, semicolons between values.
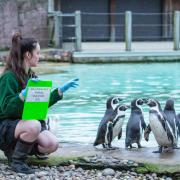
20;78;39;98
59;78;79;93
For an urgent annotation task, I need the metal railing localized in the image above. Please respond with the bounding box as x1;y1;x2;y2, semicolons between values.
48;11;180;52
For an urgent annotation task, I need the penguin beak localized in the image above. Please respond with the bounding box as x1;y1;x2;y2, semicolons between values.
125;105;131;109
142;98;149;104
146;99;151;106
118;97;123;102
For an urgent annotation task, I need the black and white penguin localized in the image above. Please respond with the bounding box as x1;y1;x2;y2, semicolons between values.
112;104;130;142
93;96;122;149
125;98;146;149
144;98;175;153
163;98;179;148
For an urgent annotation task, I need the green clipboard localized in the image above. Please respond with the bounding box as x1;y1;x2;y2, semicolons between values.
22;80;52;120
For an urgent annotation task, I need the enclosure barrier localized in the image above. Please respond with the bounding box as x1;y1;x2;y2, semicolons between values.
48;10;180;52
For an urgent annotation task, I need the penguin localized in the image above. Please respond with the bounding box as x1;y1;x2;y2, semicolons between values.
125;98;146;149
94;104;129;149
144;98;175;153
93;96;123;149
163;98;179;148
112;104;130;142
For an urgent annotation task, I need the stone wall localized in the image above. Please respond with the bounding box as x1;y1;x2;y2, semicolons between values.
0;0;48;49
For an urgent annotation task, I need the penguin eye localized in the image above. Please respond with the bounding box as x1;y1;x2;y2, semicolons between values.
137;99;143;105
113;99;118;104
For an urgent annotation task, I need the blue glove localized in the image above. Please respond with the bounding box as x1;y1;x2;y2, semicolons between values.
59;78;79;93
20;78;39;98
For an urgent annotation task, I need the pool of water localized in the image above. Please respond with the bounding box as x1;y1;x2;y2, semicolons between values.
40;62;180;148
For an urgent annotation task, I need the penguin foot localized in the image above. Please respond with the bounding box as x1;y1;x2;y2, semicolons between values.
125;146;136;150
106;146;118;150
153;146;163;153
173;147;180;149
152;150;162;153
138;145;145;148
173;145;180;149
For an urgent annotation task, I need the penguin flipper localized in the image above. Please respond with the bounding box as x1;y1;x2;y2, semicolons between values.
144;124;151;141
165;121;174;145
107;122;113;148
118;128;122;140
140;116;146;130
176;117;180;136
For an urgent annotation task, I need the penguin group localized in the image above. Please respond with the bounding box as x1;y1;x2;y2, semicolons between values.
94;97;180;153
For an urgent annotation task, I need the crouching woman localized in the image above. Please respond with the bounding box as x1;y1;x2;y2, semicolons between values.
0;33;79;174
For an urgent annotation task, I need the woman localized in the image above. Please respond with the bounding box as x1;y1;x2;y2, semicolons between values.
0;33;79;174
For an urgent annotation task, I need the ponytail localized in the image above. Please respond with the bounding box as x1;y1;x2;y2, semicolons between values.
4;33;38;88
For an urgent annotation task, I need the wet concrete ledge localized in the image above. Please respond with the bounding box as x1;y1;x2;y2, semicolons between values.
1;145;180;175
72;51;180;63
1;49;180;64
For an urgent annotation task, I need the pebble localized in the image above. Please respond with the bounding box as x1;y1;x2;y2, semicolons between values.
102;168;115;176
0;158;174;180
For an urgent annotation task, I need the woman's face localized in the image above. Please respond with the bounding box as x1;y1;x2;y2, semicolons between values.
26;43;40;67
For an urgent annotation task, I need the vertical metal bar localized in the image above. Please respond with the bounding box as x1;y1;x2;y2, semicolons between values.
54;12;60;48
110;0;116;42
75;11;82;51
173;11;180;50
59;11;63;48
48;0;54;13
125;11;132;51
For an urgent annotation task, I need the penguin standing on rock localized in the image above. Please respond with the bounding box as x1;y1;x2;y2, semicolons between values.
125;98;146;149
93;96;123;149
163;99;179;148
144;98;175;153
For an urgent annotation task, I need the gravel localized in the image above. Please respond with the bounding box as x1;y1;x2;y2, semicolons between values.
0;163;173;180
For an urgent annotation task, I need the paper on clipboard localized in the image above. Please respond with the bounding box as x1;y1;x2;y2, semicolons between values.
22;80;52;120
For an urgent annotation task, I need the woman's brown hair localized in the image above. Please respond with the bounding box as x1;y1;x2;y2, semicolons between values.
4;33;38;88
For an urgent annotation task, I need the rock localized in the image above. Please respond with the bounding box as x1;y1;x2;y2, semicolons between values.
130;172;137;176
68;164;75;170
58;166;65;172
166;178;172;180
82;157;90;162
115;171;122;178
152;173;157;178
76;167;83;172
36;171;49;178
102;168;115;176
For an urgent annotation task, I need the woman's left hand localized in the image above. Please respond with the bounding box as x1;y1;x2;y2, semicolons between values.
58;78;79;93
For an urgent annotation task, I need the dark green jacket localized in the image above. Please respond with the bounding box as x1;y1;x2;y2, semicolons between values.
0;70;63;120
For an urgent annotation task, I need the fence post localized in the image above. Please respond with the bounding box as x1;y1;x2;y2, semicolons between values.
125;11;132;51
59;11;63;48
48;0;54;13
173;11;180;50
54;12;62;48
75;11;82;51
